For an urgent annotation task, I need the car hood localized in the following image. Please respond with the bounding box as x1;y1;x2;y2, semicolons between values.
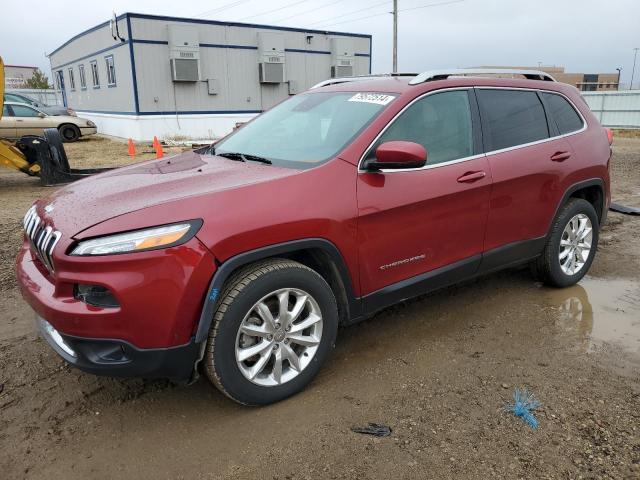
37;151;299;237
43;106;71;116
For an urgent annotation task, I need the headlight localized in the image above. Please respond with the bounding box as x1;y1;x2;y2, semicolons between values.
86;120;96;127
71;220;202;256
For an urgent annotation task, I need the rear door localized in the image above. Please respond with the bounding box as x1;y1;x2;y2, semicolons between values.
357;89;491;298
476;88;575;259
0;105;17;139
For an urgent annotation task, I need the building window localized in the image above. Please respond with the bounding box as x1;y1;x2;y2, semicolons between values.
79;64;86;89
90;60;100;88
105;55;116;86
55;71;62;90
68;68;76;91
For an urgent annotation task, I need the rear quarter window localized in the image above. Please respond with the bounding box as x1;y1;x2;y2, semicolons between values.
542;92;584;135
477;89;549;151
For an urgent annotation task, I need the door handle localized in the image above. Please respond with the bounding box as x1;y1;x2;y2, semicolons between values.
550;151;571;162
457;171;486;183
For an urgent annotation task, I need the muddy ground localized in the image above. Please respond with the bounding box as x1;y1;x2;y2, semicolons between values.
0;135;639;479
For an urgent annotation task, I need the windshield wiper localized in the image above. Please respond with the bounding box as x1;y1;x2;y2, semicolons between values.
216;152;245;162
241;154;272;165
216;152;272;165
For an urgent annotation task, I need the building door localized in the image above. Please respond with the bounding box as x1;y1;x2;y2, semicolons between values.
56;70;67;107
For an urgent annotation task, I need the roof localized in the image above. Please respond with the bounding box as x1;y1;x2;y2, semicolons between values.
4;65;38;69
50;12;371;57
313;75;577;97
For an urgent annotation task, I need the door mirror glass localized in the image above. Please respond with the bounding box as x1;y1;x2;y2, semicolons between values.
365;141;427;171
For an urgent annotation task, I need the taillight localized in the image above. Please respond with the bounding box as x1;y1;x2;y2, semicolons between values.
605;128;613;145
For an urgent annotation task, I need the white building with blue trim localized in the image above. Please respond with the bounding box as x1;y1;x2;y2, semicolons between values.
48;12;372;141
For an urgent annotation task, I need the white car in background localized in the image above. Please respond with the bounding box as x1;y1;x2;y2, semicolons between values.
1;102;96;142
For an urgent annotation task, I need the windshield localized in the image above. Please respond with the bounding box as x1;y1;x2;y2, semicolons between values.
213;91;397;169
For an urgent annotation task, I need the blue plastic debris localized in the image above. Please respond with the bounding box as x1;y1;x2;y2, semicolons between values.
505;388;541;429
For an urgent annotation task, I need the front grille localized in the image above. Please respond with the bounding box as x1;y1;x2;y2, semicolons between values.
23;205;62;273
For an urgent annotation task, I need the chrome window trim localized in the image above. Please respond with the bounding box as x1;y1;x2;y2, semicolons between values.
358;86;587;174
476;86;588;157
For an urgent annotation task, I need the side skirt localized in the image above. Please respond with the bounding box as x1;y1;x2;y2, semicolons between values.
358;236;546;319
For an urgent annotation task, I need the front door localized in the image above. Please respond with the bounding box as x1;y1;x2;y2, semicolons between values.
0;105;17;139
10;104;47;137
357;89;492;301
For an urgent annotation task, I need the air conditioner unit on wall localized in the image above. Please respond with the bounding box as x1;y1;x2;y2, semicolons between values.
330;37;355;78
168;24;200;82
331;64;354;78
258;32;285;84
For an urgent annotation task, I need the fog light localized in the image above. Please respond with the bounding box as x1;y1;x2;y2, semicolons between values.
74;284;120;308
40;318;76;357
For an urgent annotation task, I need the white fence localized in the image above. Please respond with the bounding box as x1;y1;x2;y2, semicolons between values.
5;88;61;106
582;90;640;129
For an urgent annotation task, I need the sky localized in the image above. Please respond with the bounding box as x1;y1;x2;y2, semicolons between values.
2;0;639;85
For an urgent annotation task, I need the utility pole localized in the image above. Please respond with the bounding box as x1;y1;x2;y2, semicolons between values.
616;67;622;90
392;0;398;73
631;48;639;90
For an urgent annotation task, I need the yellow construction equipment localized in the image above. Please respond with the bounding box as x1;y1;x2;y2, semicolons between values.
0;56;41;175
1;56;115;185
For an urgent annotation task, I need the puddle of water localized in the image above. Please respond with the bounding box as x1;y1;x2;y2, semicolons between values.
545;276;640;355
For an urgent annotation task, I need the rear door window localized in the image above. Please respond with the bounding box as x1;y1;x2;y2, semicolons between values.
367;90;474;165
477;89;549;151
542;92;584;135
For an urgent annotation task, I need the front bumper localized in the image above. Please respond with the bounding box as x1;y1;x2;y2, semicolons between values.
37;316;201;381
16;235;216;380
79;127;97;136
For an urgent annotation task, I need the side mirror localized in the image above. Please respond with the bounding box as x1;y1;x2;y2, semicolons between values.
364;141;427;171
37;112;46;118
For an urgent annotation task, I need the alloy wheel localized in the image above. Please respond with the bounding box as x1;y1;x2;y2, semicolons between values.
235;288;323;386
559;213;593;276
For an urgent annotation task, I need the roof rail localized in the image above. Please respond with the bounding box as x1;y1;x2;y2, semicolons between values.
311;73;418;89
409;68;557;85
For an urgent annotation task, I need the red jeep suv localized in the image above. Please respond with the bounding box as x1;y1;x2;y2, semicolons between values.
16;69;611;405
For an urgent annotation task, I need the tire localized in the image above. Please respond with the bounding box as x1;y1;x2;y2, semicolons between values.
43;128;70;170
58;124;80;142
204;259;339;406
533;198;599;287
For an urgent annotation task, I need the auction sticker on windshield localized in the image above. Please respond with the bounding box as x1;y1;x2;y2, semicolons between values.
348;93;395;105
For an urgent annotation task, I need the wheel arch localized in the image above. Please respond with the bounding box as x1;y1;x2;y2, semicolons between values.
194;238;360;343
549;179;605;236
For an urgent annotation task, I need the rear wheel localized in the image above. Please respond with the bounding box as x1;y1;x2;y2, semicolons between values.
58;124;80;142
533;198;599;287
203;259;338;405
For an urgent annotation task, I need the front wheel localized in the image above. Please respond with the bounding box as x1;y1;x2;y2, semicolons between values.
533;198;599;287
203;259;338;405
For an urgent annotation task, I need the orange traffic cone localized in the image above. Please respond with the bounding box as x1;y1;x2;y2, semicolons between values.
127;138;135;156
154;136;164;159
